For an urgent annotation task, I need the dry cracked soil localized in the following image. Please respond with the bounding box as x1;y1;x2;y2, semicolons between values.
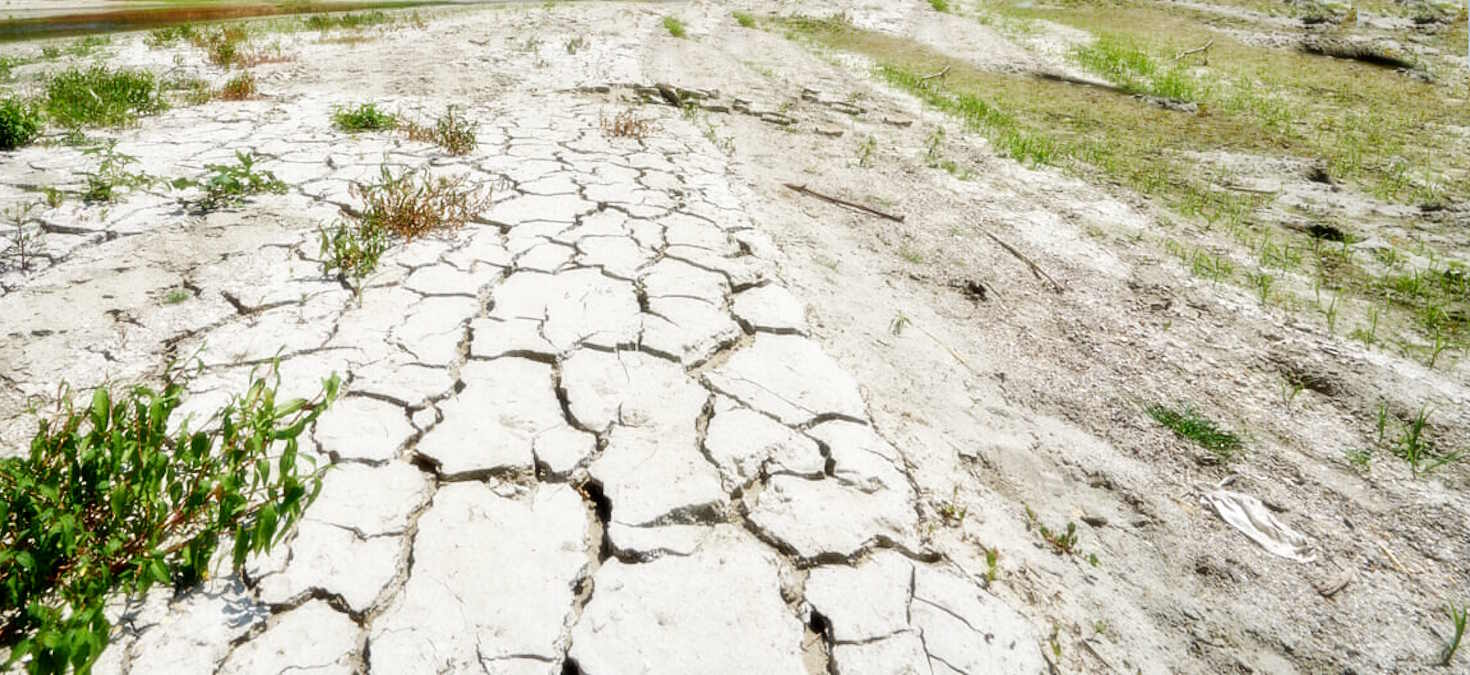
1;1;1469;674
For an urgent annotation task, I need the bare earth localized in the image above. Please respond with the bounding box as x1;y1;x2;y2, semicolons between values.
1;1;1468;674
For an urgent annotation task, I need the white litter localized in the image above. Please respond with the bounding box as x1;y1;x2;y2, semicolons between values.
1201;489;1317;562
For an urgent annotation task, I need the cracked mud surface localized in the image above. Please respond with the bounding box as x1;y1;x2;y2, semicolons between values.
4;1;1468;673
1;4;1044;674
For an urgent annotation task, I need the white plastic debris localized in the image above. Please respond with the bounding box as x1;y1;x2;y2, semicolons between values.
1201;489;1317;562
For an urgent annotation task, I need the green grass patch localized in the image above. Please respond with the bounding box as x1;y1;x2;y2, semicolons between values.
663;15;687;38
929;0;951;12
331;102;396;132
45;66;164;128
0;97;43;151
733;11;756;28
1147;403;1243;461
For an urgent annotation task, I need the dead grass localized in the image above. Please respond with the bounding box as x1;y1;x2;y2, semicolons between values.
354;166;492;240
215;71;257;101
600;108;656;140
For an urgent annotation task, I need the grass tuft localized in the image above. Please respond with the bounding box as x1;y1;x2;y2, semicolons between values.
46;66;164;128
663;16;687;38
402;106;477;156
0;97;44;151
733;11;756;28
1147;403;1242;461
216;71;257;101
332;103;397;133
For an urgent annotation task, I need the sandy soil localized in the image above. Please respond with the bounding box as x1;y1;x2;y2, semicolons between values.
1;1;1467;673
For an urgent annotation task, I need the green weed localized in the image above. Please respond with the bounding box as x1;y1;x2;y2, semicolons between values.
0;364;338;674
163;288;191;305
171;151;288;213
332;103;397;133
145;24;197;48
217;71;257;101
403;106;477;156
663;16;687;38
856;135;877;168
0;97;44;151
1147;403;1242;461
80;142;156;204
929;0;951;12
2;202;43;273
564;36;589;54
45;66;164;128
733;11;756;28
1444;604;1468;667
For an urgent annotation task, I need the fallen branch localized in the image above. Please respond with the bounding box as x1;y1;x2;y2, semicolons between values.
919;65;952;81
1173;39;1214;61
977;227;1064;293
783;183;905;222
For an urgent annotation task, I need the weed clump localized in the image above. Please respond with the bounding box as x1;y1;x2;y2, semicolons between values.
733;11;756;28
217;71;257;101
332;103;397;133
145;23;197;48
402;106;477;156
45;66;163;128
601;109;656;140
172;150;288;213
321;167;492;288
80;142;156;203
0;97;43;151
0;365;339;673
1147;403;1242;461
663;16;687;38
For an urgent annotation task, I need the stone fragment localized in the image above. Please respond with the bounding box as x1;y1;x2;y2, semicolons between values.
490;269;639;351
416;359;565;477
254;520;400;613
910;564;1045;673
314;397;414;462
569;526;805;673
748;475;917;561
805;551;914;642
562;350;726;525
217;601;360;675
704;407;825;484
705;334;866;425
369;483;591;672
732;284;807;334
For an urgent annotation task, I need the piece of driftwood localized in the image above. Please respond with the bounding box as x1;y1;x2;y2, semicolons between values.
782;183;905;222
919;65;952;81
1173;39;1214;62
978;227;1064;293
1301;39;1416;70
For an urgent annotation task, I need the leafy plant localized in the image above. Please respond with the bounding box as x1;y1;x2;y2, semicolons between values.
403;106;477;156
564;36;589;54
216;72;257;101
856;135;877;168
929;0;951;12
733;11;756;28
663;16;687;38
0;365;339;674
80;142;156;204
171;151;288;213
319;216;389;290
193;26;249;67
332;103;397;133
145;24;197;48
163;288;191;305
0;97;44;151
45;66;164;128
1147;403;1242;462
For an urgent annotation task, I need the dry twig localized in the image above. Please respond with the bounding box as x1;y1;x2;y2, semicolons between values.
783;183;905;222
977;227;1064;293
1173;39;1214;61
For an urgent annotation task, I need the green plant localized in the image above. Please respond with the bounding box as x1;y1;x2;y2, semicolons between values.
935;486;967;525
40;46;61;60
733;11;756;28
983;546;999;584
0;364;339;674
319;216;390;289
1147;403;1242;462
663;16;687;38
3;202;43;273
1026;506;1083;557
0;97;44;151
193;26;250;67
564;36;589;54
1386;406;1463;476
857;135;877;168
929;0;951;12
332;103;397;133
42;188;63;209
217;71;257;101
1344;447;1372;471
403;106;477;156
80;142;156;204
163;288;190;305
45;66;164;128
171;150;288;213
1444;604;1467;667
145;24;197;48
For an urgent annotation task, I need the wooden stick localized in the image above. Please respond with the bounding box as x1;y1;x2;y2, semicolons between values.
783;183;905;222
1173;39;1214;61
977;227;1064;293
919;65;952;81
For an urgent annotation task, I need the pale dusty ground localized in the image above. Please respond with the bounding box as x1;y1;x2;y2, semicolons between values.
2;1;1469;674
